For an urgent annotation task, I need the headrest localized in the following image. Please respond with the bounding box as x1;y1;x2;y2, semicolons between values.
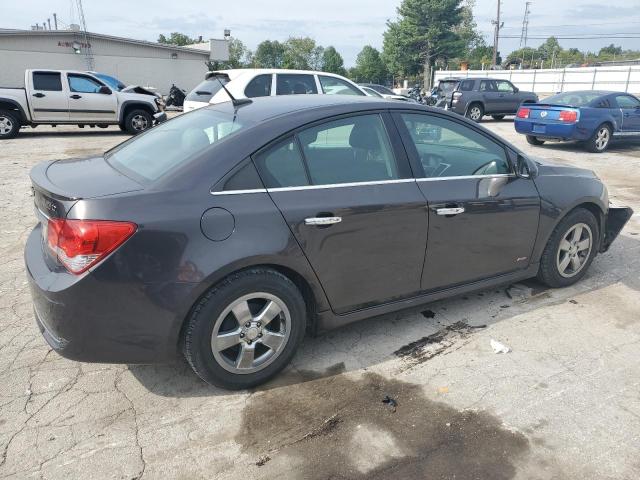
349;120;380;151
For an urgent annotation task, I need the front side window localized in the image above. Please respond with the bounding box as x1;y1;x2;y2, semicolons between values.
245;74;272;98
496;81;514;93
107;108;252;182
276;74;317;95
33;72;62;91
319;76;364;96
400;113;510;178
616;95;640;109
254;138;309;188
68;74;104;93
297;114;398;185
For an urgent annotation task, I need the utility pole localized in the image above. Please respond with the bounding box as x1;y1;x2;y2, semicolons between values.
53;13;58;30
47;18;51;30
491;0;503;67
519;2;531;48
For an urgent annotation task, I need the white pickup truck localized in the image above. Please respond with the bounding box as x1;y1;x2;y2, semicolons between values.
0;69;167;139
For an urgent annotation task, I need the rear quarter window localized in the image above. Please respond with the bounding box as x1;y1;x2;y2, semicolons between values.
459;80;474;91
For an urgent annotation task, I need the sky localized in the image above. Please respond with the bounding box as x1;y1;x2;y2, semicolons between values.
4;0;640;66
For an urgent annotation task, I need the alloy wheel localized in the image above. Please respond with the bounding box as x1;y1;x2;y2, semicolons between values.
211;293;291;374
468;106;482;121
131;114;149;131
0;116;13;135
594;127;610;151
556;223;592;278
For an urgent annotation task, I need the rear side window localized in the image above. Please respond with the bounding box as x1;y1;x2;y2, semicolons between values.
68;74;103;93
318;76;364;96
33;72;62;91
254;138;309;188
276;74;317;95
400;113;510;178
297;114;398;185
186;78;228;103
479;80;497;92
245;74;272;98
459;80;474;91
221;161;264;191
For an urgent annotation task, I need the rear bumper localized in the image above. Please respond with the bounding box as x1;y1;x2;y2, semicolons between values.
514;119;595;141
25;225;187;364
601;206;634;252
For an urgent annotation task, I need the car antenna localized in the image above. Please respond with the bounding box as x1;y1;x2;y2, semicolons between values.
210;73;252;107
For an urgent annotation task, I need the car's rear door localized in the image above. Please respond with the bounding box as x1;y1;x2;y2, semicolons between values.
253;112;429;314
479;79;500;113
28;71;69;122
393;111;540;291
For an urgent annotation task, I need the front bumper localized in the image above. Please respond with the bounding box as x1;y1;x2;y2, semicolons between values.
601;206;634;252
154;111;168;124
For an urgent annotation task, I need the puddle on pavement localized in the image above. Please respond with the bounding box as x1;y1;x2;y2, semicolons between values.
237;372;529;479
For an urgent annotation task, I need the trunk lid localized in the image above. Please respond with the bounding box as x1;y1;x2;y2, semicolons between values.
524;104;580;121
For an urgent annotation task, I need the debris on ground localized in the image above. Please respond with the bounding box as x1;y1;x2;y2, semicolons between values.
256;455;271;467
421;309;436;319
490;339;511;354
382;395;398;412
500;305;511;309
438;386;449;394
569;299;579;304
301;414;341;441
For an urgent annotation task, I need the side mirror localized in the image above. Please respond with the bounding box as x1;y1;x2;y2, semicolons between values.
516;155;536;178
513;87;519;93
98;86;112;95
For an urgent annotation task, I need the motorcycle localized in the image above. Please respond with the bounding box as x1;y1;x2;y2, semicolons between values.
166;84;187;108
407;84;426;104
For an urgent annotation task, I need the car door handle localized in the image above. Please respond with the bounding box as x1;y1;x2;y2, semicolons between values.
70;94;82;99
436;207;465;216
305;216;342;226
33;93;45;98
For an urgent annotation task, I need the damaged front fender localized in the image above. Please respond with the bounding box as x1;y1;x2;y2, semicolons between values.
600;206;634;252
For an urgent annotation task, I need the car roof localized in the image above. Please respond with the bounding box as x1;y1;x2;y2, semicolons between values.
206;68;353;79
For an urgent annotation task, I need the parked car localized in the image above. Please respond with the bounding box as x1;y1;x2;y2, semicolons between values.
0;70;166;139
515;90;640;153
429;77;463;107
183;69;367;112
25;95;632;389
360;86;385;98
437;77;538;122
91;72;164;105
358;83;414;102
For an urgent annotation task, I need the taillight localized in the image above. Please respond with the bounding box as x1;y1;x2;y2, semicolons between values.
46;219;136;274
559;110;578;122
517;107;530;119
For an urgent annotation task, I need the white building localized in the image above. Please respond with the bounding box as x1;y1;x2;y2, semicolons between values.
0;29;211;94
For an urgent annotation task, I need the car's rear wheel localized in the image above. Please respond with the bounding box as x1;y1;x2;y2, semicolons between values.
526;135;545;146
491;115;505;120
585;124;611;153
538;208;599;288
466;103;484;122
0;110;20;139
183;268;306;389
124;109;153;135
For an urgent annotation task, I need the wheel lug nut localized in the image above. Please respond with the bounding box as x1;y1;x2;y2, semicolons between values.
239;332;244;338
258;333;263;338
247;340;252;345
245;322;251;328
256;322;261;327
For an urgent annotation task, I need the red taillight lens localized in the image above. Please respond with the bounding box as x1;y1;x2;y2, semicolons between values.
46;219;136;274
559;110;578;122
517;107;530;119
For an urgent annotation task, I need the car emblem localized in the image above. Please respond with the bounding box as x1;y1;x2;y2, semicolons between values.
540;111;548;118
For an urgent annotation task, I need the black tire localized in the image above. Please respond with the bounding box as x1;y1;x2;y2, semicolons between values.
118;124;127;132
585;123;612;153
0;110;21;139
465;103;484;122
491;115;505;120
123;109;153;135
526;135;545;146
537;208;599;288
183;268;307;389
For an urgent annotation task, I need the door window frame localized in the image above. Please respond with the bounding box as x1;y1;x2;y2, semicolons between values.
390;110;516;180
251;110;415;191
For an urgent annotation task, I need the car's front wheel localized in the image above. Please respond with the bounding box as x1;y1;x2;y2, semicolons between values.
124;109;153;135
526;135;545;146
538;208;599;288
585;124;612;153
183;268;307;389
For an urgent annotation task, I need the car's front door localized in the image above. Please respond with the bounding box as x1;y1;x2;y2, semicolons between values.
495;80;520;112
394;111;540;291
253;113;429;313
66;73;118;122
615;94;640;133
28;71;69;122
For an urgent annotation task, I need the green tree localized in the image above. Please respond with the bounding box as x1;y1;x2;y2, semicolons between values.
254;40;286;68
383;0;465;89
157;32;196;46
322;46;347;75
599;44;623;56
353;46;388;84
283;37;324;70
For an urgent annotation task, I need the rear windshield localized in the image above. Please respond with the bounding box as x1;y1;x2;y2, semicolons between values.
438;81;459;94
543;92;602;107
106;108;253;182
185;78;229;103
368;85;394;95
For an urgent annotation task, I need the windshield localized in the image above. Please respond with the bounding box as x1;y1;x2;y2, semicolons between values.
185;78;229;104
363;87;383;98
106;108;253;182
94;73;125;91
543;91;603;107
367;85;394;95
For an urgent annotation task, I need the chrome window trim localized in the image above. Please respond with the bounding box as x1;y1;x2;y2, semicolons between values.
416;174;515;182
210;188;268;196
